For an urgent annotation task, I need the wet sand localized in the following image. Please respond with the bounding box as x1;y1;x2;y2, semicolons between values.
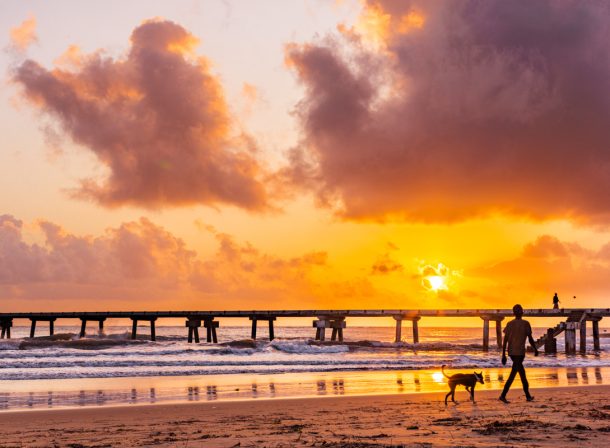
1;384;609;447
2;367;607;410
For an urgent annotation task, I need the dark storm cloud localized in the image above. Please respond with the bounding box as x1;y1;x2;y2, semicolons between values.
286;0;610;223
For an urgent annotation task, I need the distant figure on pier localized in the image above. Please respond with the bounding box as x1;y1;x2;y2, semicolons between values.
499;304;538;404
552;293;560;309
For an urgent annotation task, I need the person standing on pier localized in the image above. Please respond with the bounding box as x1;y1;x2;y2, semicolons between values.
552;293;560;309
499;304;538;404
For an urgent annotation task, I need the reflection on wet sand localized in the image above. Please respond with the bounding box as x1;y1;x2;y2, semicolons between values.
1;367;608;411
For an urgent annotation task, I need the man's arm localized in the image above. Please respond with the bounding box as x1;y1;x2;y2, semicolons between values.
501;327;509;365
527;323;539;356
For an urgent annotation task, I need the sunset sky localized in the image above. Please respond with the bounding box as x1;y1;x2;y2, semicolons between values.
2;0;610;315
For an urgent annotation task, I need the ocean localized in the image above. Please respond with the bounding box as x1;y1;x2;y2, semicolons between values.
1;324;609;410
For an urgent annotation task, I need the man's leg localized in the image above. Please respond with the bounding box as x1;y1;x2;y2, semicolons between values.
514;356;532;399
500;359;519;400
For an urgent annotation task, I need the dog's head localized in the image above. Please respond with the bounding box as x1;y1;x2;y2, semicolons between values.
474;371;484;384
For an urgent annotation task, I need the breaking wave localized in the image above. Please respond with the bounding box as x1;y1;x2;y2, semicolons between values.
1;325;608;380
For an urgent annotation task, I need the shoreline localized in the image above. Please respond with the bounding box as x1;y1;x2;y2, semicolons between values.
1;384;609;447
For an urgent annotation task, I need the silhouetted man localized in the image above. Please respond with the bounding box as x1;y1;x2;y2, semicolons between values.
552;293;560;309
499;304;538;403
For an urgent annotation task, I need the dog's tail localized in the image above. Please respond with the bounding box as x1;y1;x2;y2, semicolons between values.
441;365;451;378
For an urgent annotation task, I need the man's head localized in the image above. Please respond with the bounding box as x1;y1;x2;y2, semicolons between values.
513;304;524;318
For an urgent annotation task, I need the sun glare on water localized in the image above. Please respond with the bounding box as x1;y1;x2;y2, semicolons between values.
432;372;445;383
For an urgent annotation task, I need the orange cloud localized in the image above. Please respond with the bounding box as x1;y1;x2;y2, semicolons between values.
0;215;331;309
12;19;269;211
286;0;610;224
9;16;37;52
470;234;610;308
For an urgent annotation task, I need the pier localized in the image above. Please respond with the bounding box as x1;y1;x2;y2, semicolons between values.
1;309;608;353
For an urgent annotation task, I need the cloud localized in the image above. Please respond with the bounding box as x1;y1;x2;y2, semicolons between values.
285;0;610;224
471;234;610;307
12;19;269;211
0;214;195;287
371;253;403;275
9;16;37;52
0;215;331;308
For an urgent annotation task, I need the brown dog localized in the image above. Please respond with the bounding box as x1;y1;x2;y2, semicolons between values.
442;365;484;405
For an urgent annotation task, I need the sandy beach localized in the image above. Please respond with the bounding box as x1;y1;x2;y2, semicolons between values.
1;384;609;447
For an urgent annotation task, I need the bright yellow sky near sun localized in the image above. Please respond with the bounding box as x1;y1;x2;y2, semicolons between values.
1;1;610;318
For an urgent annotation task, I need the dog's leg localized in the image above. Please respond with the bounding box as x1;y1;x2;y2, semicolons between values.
471;386;475;402
445;390;452;405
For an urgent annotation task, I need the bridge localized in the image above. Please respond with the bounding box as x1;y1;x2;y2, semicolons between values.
1;308;608;354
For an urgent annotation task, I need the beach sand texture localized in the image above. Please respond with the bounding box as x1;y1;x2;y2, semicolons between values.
1;385;609;447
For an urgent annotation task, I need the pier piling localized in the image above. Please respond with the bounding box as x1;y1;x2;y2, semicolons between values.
544;328;557;353
249;316;276;341
130;317;158;341
186;319;201;343
412;317;420;344
203;319;219;343
0;318;12;339
482;318;490;350
580;319;587;353
565;322;577;354
592;318;601;351
495;318;504;349
28;317;56;338
393;316;402;343
481;316;503;350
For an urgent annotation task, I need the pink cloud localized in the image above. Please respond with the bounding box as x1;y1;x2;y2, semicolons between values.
285;0;610;223
471;234;610;307
12;19;269;211
0;215;331;309
0;215;195;287
9;16;37;52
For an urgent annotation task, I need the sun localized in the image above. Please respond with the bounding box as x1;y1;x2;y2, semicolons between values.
420;262;452;292
423;275;448;292
426;275;447;292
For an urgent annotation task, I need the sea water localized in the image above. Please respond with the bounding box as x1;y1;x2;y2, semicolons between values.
1;324;609;410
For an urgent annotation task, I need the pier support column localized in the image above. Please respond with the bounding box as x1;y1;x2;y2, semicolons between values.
393;316;402;343
330;318;346;342
249;316;276;341
150;319;156;342
411;317;420;344
80;319;87;338
203;319;219;343
481;317;490;351
565;322;577;354
49;319;55;336
544;328;557;354
495;318;504;349
130;317;158;341
580;319;587;353
186;319;201;343
250;317;257;339
0;319;12;339
592;318;601;351
29;319;37;338
313;319;330;341
314;318;345;342
99;319;104;334
131;319;138;340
